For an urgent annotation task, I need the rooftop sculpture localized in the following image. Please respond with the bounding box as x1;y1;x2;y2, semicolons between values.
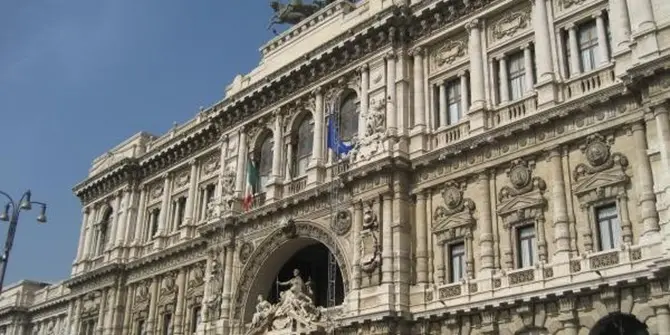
268;0;336;33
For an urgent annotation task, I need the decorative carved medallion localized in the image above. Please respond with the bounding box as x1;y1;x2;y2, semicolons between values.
330;210;352;236
238;241;254;264
433;181;476;243
492;10;531;40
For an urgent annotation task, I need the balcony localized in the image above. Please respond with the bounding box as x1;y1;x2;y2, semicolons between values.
563;64;616;100
285;176;308;196
490;94;538;128
431;120;470;149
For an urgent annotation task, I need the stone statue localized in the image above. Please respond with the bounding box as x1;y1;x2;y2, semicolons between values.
250;295;274;328
268;0;335;32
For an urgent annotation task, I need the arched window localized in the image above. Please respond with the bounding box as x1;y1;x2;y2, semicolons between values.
97;208;112;256
258;135;273;190
292;114;314;177
338;91;359;144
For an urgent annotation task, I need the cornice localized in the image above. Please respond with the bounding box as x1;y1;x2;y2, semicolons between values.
64;263;124;289
125;238;207;271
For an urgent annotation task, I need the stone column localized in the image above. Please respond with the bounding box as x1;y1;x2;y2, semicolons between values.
173;268;187;335
567;24;581;77
381;194;394;284
108;194;123;249
221;242;235;318
411;47;426;130
271;112;283;181
523;45;534;94
498;56;509;104
478;173;494;273
352;201;363;289
386;52;397;134
122;289;133;335
609;0;631;53
531;0;554;82
632;122;660;240
95;289;108;335
358;67;369;141
123;187;140;245
115;188;131;246
435;241;444;284
132;187;147;245
466;19;485;111
438;82;448;127
416;192;428;284
625;0;655;33
657;306;670;335
655;103;670;174
460;72;469;114
157;174;171;237
595;11;610;65
183;160;199;225
311;87;325;166
76;207;90;262
146;278;159;335
235;129;248;197
549;148;571;259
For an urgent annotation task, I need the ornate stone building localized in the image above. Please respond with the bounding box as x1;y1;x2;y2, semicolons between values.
2;0;670;334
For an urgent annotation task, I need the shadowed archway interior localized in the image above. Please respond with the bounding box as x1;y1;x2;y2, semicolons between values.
589;313;648;335
267;243;344;308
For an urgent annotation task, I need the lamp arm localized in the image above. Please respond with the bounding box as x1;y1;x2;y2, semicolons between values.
0;191;14;208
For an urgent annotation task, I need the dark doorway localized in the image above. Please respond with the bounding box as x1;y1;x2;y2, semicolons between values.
267;243;344;307
589;313;649;335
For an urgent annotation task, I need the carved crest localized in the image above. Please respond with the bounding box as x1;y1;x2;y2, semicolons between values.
360;230;381;273
497;159;547;227
574;134;628;181
362;202;378;229
432;181;476;244
330;210;352;236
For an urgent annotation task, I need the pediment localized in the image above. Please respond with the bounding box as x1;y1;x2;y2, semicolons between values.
497;193;545;216
432;211;474;234
573;169;628;196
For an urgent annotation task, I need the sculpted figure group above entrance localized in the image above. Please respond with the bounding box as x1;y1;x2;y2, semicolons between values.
268;0;336;32
246;268;327;335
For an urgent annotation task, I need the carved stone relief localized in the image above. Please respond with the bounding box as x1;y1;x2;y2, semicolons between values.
561;0;587;9
497;159;548;267
204;246;224;320
491;9;531;41
351;93;385;162
360;202;381;274
432;181;476;279
158;271;178;306
572;134;631;252
239;241;254;264
174;170;190;188
207;168;237;219
132;281;151;313
150;183;164;200
187;262;205;298
330;210;352;236
430;39;467;71
81;291;100;317
202;154;221;176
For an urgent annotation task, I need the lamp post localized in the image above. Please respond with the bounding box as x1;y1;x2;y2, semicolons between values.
0;190;47;293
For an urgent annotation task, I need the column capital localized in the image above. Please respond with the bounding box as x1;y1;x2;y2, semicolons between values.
565;23;577;31
384;51;397;61
495;54;507;61
188;158;198;166
358;63;369;73
465;19;481;33
82;207;91;215
311;86;324;96
545;146;562;160
591;9;605;19
650;100;670;115
416;192;427;201
409;46;424;57
521;42;532;51
458;69;468;77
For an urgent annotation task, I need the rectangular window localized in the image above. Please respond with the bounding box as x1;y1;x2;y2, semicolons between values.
449;242;466;283
176;197;187;229
190;306;202;334
80;319;96;335
596;204;621;251
150;208;160;239
578;21;598;72
446;79;462;125
162;313;173;335
517;225;537;268
199;184;216;221
507;51;526;101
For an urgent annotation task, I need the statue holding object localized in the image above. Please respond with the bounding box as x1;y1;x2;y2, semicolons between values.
268;0;336;33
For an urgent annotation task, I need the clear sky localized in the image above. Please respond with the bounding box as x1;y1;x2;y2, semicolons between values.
0;1;281;285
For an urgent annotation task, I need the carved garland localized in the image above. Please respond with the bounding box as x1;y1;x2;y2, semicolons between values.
432;181;476;280
232;221;350;320
360;202;381;274
572;133;631;253
497;159;548;269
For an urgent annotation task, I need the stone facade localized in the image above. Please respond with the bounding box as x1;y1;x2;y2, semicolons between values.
2;0;670;334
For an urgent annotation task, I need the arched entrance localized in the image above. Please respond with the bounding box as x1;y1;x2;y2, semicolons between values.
268;243;345;307
589;313;649;335
232;221;350;323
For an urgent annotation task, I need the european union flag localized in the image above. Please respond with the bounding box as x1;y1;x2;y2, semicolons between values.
327;116;353;156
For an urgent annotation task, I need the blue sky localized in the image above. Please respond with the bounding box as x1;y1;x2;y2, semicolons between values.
0;1;280;284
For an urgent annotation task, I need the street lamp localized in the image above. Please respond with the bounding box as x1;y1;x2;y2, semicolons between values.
0;190;47;292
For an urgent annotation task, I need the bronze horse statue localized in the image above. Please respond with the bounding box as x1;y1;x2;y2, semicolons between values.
268;0;335;33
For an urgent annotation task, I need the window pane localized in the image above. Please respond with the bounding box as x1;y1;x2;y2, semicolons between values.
258;136;273;188
578;21;598;71
518;226;536;268
447;79;461;124
339;92;359;143
507;52;526;101
597;205;620;251
450;243;465;282
294;115;314;176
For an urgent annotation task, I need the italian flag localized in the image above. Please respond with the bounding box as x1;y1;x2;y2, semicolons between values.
243;158;259;211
